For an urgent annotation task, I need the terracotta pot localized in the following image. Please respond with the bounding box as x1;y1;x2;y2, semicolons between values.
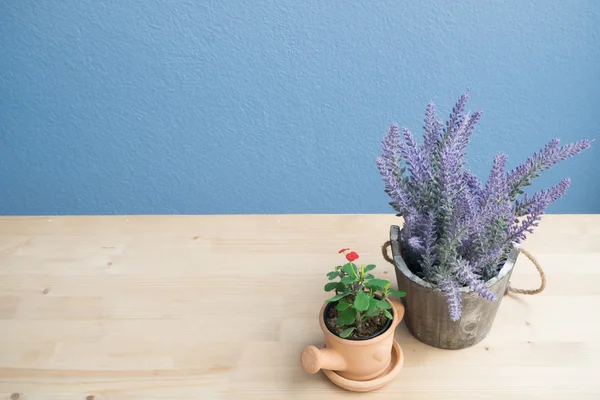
390;224;519;349
301;297;405;381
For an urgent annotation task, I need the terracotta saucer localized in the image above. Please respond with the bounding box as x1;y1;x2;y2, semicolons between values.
322;340;403;392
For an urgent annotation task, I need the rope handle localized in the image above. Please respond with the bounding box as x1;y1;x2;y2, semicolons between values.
382;240;394;264
381;241;546;295
506;248;546;295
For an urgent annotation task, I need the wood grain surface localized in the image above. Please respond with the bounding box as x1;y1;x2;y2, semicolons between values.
0;214;599;399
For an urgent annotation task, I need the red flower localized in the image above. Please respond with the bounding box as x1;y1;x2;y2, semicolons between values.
338;248;350;254
346;251;359;262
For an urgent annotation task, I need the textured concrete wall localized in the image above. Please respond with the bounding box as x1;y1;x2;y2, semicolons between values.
1;1;598;215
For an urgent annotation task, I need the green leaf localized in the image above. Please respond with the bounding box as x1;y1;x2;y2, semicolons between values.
365;273;375;280
365;278;390;290
341;276;356;285
365;306;380;317
364;264;376;272
336;301;351;311
383;309;393;319
368;278;390;287
327;271;339;280
336;307;357;326
389;289;407;298
343;263;359;279
363;297;379;317
354;291;370;312
365;308;380;317
377;300;392;309
339;327;355;338
326;293;349;303
324;282;338;292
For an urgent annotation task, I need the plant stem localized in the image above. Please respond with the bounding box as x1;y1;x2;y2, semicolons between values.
356;310;362;333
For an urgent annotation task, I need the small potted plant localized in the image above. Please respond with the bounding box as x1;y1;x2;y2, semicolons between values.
301;248;407;392
376;91;591;349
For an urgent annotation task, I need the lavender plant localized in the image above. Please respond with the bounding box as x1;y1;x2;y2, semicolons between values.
376;91;591;321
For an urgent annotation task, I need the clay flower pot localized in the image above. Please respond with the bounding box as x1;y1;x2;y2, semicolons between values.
301;298;405;382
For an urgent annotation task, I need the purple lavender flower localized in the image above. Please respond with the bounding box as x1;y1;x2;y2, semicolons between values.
510;178;571;242
440;277;462;321
402;127;431;186
377;91;591;320
461;110;482;144
451;258;497;302
445;91;469;139
507;138;591;199
408;236;424;251
471;246;503;276
423;102;440;156
480;154;509;209
376;124;408;213
463;171;483;197
457;171;482;224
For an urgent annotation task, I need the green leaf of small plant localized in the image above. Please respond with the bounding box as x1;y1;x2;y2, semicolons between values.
339;327;355;338
369;278;390;287
377;300;392;309
327;271;339;280
383;309;393;320
343;263;359;279
336;301;351;311
336;307;357;326
354;291;370;312
326;293;349;303
341;276;356;285
365;306;380;317
324;282;338;292
364;264;376;272
389;289;407;298
364;297;379;317
365;278;389;290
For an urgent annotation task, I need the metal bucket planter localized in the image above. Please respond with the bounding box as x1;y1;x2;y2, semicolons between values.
389;225;519;350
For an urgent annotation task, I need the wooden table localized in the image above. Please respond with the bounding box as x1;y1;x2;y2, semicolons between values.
0;214;599;399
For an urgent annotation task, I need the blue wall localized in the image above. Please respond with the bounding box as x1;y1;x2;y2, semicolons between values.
1;1;598;215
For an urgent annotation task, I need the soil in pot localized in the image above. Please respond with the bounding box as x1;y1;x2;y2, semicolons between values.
324;295;392;340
